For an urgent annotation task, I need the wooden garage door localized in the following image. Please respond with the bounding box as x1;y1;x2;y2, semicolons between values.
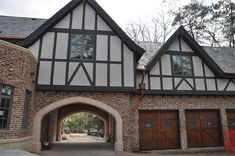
186;110;222;148
227;111;235;130
139;111;179;150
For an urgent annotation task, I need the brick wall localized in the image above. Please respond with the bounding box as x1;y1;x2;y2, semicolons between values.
32;90;235;151
0;40;37;139
34;91;133;151
130;95;235;151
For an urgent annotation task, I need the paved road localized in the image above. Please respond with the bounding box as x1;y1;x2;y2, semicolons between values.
0;150;38;156
38;143;235;156
38;133;235;156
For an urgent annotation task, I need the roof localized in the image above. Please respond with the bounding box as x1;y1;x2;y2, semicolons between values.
204;46;235;73
0;15;46;39
141;26;235;78
138;40;235;75
137;42;162;70
16;0;145;59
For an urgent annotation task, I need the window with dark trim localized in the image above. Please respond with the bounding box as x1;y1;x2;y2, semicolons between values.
70;34;94;60
22;90;31;129
0;85;12;129
173;55;192;76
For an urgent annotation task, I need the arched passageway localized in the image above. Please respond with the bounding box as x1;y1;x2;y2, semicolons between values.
32;97;123;152
56;104;110;142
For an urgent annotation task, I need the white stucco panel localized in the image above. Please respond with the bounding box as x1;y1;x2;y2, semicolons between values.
124;45;134;87
96;35;108;61
193;56;203;76
72;3;83;29
204;64;214;77
150;77;161;90
181;38;193;52
110;64;122;87
84;4;95;30
174;78;182;87
54;14;70;29
195;79;205;90
226;82;235;91
38;61;52;85
110;36;121;61
186;78;194;87
206;79;216;91
55;33;68;59
69;62;79;80
217;79;228;91
97;16;112;31
150;62;160;75
71;66;91;86
168;39;180;51
177;80;192;90
163;78;173;90
161;54;172;75
84;63;93;82
41;32;55;59
29;40;40;60
96;63;107;86
53;62;66;85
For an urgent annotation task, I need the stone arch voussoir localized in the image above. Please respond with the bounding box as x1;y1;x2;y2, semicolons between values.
32;96;123;152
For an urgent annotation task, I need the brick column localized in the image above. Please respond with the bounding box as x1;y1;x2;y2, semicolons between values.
179;109;187;149
220;108;228;137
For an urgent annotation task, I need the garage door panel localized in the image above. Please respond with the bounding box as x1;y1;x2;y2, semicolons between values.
187;129;201;147
202;129;218;141
186;110;222;148
139;111;179;150
140;119;156;149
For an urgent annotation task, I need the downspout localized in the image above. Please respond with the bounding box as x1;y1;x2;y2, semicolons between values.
130;70;146;152
131;70;146;112
139;70;146;96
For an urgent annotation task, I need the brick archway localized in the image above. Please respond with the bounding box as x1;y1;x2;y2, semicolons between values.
32;96;123;152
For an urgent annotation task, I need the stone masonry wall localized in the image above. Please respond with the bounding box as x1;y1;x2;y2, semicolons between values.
0;40;37;139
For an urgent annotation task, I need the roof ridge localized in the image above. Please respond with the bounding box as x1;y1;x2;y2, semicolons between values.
0;15;47;20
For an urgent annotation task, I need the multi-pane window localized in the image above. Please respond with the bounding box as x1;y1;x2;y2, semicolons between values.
0;85;12;129
22;90;31;129
173;55;192;76
70;34;94;60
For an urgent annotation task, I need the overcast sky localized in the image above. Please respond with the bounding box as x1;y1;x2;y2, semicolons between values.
0;0;218;28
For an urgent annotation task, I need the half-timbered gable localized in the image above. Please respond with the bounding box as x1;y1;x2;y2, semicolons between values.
142;26;235;95
17;0;144;92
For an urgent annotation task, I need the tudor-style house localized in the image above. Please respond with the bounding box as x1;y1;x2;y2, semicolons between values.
0;0;235;153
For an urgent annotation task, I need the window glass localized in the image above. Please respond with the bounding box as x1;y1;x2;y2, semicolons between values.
70;34;94;60
0;85;12;129
22;90;31;129
173;55;192;76
173;56;182;75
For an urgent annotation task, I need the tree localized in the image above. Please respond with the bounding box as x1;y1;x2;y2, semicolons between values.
172;0;235;47
172;0;211;44
125;1;174;43
63;112;103;133
152;4;174;42
212;0;235;48
125;19;162;43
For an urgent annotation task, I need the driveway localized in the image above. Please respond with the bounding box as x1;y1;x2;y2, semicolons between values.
38;133;234;156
